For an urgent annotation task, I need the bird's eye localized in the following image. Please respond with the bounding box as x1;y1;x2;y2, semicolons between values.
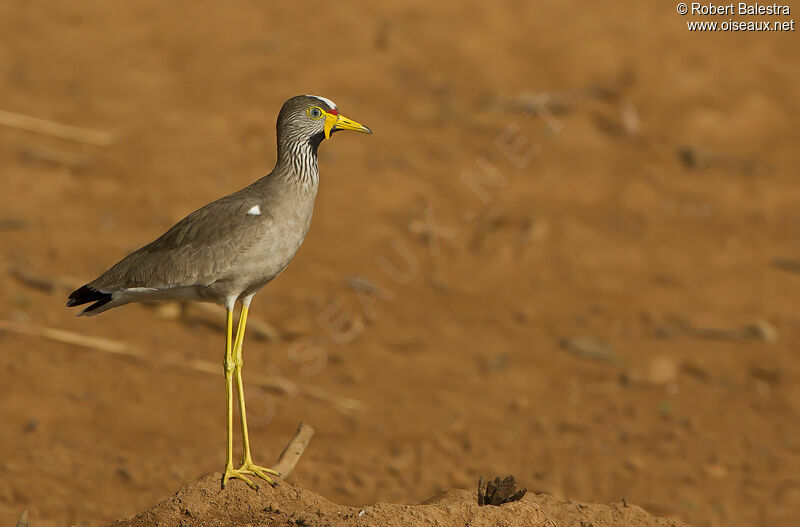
307;107;323;119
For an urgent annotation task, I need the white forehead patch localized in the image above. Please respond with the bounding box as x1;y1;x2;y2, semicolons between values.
306;95;337;110
247;205;261;216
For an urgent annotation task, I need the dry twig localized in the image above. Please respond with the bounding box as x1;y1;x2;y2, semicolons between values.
0;320;361;413
175;302;281;342
559;337;619;363
654;318;778;343
0;109;117;146
10;267;79;293
0;320;141;358
273;421;315;478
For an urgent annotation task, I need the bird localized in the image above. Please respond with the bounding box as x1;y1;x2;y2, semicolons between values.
66;95;372;489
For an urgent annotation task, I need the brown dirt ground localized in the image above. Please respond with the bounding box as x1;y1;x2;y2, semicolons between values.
1;1;799;526
111;473;686;527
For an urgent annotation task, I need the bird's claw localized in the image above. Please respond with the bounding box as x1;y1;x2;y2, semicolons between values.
239;461;280;487
222;465;259;490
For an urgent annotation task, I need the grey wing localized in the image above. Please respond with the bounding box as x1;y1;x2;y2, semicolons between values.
91;194;268;291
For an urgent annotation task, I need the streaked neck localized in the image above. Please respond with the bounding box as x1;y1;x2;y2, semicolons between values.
277;138;319;189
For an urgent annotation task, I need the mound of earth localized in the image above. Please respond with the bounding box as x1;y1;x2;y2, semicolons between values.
112;474;686;527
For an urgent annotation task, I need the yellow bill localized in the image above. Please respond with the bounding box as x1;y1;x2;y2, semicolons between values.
324;111;372;139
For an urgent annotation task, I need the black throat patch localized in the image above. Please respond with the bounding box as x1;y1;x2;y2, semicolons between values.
308;131;325;155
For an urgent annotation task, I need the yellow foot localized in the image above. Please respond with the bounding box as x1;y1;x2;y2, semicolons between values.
222;465;258;490
238;461;281;487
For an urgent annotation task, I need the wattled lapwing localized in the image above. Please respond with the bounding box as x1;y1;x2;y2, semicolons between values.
67;95;371;488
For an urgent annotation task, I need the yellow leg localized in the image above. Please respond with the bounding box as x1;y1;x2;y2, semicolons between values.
232;301;280;486
222;307;256;489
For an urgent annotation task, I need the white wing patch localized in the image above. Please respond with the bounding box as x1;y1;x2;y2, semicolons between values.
306;95;337;110
247;205;261;216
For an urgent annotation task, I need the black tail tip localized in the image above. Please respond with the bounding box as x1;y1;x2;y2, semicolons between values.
66;284;112;313
67;284;98;307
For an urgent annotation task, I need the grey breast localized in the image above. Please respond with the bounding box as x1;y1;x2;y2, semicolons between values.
229;178;318;297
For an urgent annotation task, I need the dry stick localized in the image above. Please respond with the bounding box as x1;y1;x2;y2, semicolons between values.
0;320;362;413
0;320;141;357
0;109;117;146
273;421;315;479
10;267;81;294
190;302;280;341
7;270;358;410
7;271;351;406
15;510;29;527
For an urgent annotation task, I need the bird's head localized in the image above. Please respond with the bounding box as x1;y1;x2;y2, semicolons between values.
277;95;372;149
